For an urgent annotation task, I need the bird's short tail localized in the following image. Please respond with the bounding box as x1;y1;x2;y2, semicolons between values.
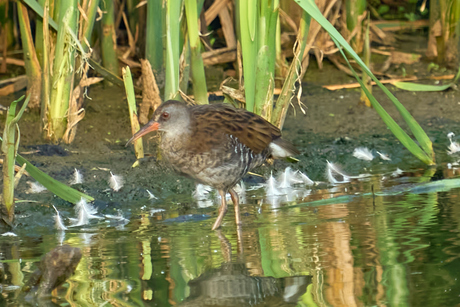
269;138;300;158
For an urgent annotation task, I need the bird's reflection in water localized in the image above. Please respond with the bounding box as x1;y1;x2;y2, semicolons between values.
179;230;311;307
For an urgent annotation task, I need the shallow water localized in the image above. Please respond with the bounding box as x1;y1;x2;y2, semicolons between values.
3;164;460;307
3;81;460;306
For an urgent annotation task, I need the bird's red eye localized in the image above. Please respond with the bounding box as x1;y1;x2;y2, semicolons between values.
161;112;170;120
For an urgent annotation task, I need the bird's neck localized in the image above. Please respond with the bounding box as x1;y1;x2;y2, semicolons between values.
161;116;193;144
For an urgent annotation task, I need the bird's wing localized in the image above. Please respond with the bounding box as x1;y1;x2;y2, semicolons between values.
190;104;281;154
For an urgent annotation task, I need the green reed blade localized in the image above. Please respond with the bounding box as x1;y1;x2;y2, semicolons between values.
123;67;144;160
48;2;78;142
333;38;434;165
165;0;181;101
2;95;29;222
394;65;460;91
15;153;94;203
146;0;165;79
239;0;257;112
254;1;278;119
100;0;119;81
21;0;58;30
184;0;208;104
294;0;435;165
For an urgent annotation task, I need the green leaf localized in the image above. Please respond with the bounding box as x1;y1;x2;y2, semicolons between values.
0;133;93;204
332;37;433;164
21;0;58;30
248;0;257;41
15;154;94;203
393;82;453;91
294;0;435;165
393;65;460;92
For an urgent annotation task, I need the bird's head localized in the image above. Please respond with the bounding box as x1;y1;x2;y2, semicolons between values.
126;100;191;146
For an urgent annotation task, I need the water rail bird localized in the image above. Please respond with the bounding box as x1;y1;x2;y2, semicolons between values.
127;100;299;230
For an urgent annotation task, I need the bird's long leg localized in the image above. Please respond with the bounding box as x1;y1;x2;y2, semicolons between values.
212;190;228;230
229;188;244;253
215;229;232;262
229;188;241;226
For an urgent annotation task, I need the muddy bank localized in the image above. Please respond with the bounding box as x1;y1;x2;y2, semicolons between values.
1;69;460;211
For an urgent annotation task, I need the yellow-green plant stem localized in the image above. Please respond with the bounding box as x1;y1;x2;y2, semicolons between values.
82;0;100;52
21;0;58;30
123;67;144;162
443;0;460;63
146;0;165;80
274;10;287;81
17;1;41;108
35;0;46;67
272;11;310;128
254;0;279;118
41;0;51;134
1;95;29;225
184;0;208;104
345;0;366;52
165;0;181;101
100;0;119;83
360;16;371;106
53;0;60;21
48;2;79;142
238;0;258;112
24;0;131;93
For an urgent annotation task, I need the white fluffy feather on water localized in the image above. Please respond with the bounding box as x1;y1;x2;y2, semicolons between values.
109;172;124;191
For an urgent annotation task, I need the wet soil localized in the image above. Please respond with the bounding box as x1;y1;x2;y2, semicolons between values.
1;60;460;217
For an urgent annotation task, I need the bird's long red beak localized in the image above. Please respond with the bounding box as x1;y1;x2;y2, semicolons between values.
126;121;160;146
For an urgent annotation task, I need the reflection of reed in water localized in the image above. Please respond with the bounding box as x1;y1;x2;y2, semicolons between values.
179;229;311;307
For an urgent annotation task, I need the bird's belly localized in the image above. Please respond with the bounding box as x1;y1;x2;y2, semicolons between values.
163;146;265;190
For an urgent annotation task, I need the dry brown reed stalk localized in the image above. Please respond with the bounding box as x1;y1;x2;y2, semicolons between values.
139;59;162;125
17;2;41;108
63;75;103;144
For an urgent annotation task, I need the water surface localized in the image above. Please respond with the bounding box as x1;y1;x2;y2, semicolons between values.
3;165;460;307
